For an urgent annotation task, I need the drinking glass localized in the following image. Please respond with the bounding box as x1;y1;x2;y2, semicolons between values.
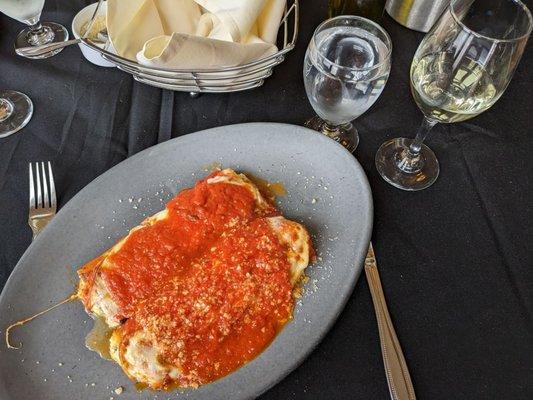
303;16;392;152
0;0;69;59
375;0;532;191
0;90;33;138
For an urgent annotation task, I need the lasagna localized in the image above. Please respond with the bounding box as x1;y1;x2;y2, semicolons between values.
77;169;314;389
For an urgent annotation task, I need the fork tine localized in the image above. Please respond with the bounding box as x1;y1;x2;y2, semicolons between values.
48;161;56;209
41;162;49;208
29;163;35;209
35;162;42;208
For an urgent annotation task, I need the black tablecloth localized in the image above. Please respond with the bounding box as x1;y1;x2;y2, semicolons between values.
1;1;532;399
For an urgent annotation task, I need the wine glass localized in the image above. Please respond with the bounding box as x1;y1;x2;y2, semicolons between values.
303;16;392;152
375;0;532;191
0;90;33;138
0;0;69;59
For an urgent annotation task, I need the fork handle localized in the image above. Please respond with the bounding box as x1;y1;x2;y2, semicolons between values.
28;218;51;240
365;244;416;400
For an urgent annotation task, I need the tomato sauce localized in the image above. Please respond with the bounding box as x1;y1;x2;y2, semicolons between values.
103;172;277;319
90;171;301;387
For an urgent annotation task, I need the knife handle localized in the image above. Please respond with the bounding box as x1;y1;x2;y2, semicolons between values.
364;244;417;400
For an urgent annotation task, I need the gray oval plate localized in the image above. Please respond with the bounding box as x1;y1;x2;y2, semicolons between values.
0;123;372;400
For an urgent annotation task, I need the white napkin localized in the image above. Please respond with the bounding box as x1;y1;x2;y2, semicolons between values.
138;33;276;69
194;0;268;43
256;0;287;44
107;0;201;60
107;0;286;69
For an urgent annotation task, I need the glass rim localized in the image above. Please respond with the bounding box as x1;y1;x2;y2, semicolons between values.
310;15;393;73
450;0;533;42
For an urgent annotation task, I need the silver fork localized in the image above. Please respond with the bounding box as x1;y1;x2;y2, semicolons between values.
28;162;57;240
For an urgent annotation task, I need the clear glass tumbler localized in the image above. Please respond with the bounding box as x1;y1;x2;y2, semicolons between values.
375;0;532;191
303;16;392;152
0;0;69;59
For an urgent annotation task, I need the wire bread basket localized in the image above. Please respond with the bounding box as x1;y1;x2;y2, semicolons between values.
81;0;299;95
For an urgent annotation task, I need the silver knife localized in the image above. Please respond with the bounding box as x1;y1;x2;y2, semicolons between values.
364;242;417;400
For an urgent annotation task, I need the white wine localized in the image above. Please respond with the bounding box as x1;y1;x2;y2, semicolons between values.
411;52;498;123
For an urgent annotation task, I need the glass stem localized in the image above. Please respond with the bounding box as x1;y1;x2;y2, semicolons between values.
26;18;55;46
322;121;341;138
409;117;437;156
396;117;437;174
30;20;43;32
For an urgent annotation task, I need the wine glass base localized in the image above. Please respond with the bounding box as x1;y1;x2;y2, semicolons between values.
0;90;33;138
15;22;69;59
304;116;359;152
375;137;439;191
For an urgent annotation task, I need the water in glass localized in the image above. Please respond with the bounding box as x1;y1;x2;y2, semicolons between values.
304;25;390;126
0;0;44;23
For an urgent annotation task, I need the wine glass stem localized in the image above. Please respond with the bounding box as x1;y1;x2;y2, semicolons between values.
27;20;55;46
396;116;437;174
409;117;437;156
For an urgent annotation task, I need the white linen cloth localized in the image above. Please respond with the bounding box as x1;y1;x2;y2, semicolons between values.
106;0;286;69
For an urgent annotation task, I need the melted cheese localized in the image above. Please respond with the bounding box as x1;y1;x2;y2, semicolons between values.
110;329;181;386
267;216;311;284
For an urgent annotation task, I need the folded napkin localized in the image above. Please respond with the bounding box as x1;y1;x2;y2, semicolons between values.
107;0;286;69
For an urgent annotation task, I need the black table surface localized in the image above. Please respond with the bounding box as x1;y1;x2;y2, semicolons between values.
1;1;532;399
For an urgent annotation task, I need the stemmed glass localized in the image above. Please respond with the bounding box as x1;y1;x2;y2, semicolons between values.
375;0;532;191
0;90;33;138
0;0;69;59
303;16;392;152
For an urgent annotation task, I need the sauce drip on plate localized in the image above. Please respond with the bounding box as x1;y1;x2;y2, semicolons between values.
246;173;287;202
85;316;113;360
